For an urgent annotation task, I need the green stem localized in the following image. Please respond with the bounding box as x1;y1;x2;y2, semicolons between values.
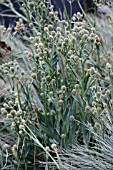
82;61;85;98
4;1;27;22
24;124;60;170
62;0;71;30
76;0;93;28
16;80;21;110
70;2;72;19
96;45;100;67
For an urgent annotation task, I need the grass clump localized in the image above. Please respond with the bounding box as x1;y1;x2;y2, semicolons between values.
60;118;113;170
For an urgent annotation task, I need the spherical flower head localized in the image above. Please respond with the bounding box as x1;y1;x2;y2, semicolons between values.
46;75;51;83
1;108;8;115
94;122;101;132
50;110;56;115
10;67;15;73
56;27;61;32
87;123;93;132
29;23;33;28
59;99;63;105
47;98;52;105
107;51;111;57
46;146;50;151
11;122;16;127
8;100;14;106
72;89;76;95
61;20;67;26
51;30;56;37
29;2;35;8
11;122;16;129
32;73;37;79
21;71;25;76
4;70;8;75
61;134;66;139
21;119;26;124
91;27;95;32
19;124;24;130
70;55;78;61
77;12;81;17
10;110;16;116
38;43;44;48
85;105;90;112
95;38;101;46
106;63;112;69
72;16;76;21
2;144;10;150
19;18;23;24
49;11;54;17
57;47;62;52
70;115;74;121
103;103;107;108
105;89;110;96
44;27;49;33
51;143;57;150
19;130;23;135
75;84;80;90
64;38;69;44
29;36;34;42
3;103;9;108
96;92;101;99
61;85;66;92
7;114;12;118
82;34;88;40
16;110;22;117
71;36;76;43
96;106;101;112
92;101;97;107
15;21;21;29
48;24;53;30
57;41;62;47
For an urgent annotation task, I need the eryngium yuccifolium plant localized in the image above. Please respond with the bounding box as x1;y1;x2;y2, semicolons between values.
1;0;113;169
0;0;113;145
